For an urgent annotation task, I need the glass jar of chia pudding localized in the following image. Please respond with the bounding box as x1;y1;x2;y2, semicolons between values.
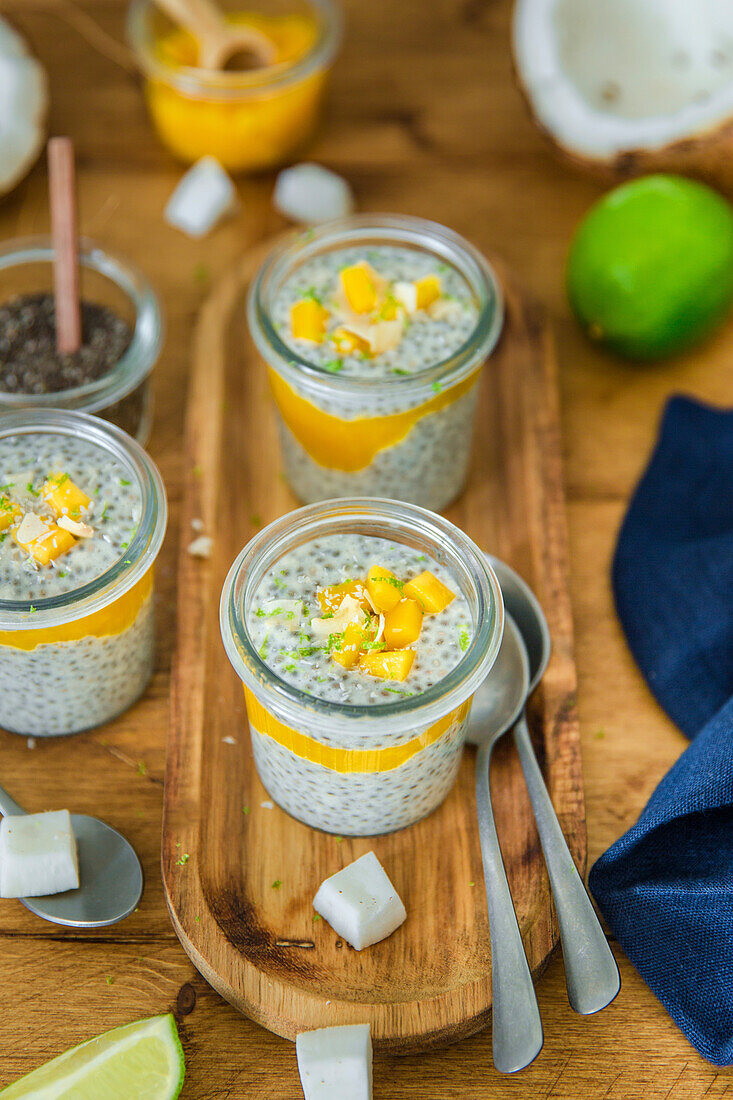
0;236;163;445
220;498;504;836
0;410;167;737
247;214;503;512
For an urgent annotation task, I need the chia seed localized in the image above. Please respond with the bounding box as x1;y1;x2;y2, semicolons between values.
0;293;131;395
0;293;150;441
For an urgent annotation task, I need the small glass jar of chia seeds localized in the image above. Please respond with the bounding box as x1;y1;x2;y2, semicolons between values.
0;236;163;445
0;410;167;737
220;498;504;836
247;214;503;512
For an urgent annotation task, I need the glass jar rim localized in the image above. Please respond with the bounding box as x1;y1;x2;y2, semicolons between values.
0;236;164;414
126;0;342;98
246;213;504;410
219;497;505;737
0;410;167;629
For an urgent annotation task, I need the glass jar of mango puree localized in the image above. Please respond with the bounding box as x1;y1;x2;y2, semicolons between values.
127;0;341;172
0;411;167;737
247;215;504;512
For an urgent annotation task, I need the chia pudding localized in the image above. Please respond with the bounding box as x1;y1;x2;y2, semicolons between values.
220;499;504;836
0;237;163;444
0;410;167;736
248;215;503;511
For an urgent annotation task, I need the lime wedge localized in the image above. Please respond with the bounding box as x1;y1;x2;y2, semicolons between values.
0;1013;184;1099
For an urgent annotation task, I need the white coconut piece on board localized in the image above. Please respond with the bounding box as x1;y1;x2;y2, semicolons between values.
296;1024;372;1100
273;163;354;225
164;156;238;238
188;535;213;558
0;810;79;898
313;851;406;951
513;0;733;179
0;19;48;197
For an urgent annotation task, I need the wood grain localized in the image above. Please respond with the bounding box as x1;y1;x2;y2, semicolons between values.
162;247;581;1051
0;0;732;1094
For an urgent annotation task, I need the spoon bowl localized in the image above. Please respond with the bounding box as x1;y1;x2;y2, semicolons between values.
0;786;143;929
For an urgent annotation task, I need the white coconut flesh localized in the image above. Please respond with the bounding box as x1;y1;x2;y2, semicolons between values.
0;18;47;194
513;0;733;158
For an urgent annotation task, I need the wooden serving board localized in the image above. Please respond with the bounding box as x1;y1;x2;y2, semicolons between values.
163;241;583;1053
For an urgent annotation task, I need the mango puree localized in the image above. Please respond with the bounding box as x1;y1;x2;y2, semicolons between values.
147;13;326;171
268;367;482;471
0;567;154;651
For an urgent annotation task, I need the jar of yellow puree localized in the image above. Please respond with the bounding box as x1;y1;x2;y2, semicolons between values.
127;0;341;172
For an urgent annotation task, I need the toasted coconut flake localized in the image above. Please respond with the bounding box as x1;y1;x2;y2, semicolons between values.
367;318;405;355
15;512;49;543
311;594;363;638
58;515;94;538
428;298;464;322
394;280;418;315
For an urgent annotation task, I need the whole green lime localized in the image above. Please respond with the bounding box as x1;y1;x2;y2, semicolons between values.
567;174;733;359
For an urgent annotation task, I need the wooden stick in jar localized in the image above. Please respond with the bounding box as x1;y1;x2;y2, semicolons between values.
48;137;82;355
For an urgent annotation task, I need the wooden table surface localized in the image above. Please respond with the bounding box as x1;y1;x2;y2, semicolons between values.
1;1;732;1096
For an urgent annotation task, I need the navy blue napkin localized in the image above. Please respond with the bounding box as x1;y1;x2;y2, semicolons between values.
588;395;733;1066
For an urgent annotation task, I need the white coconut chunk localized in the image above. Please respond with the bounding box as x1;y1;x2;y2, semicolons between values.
513;0;733;161
188;535;213;558
273;163;354;225
313;851;406;951
15;512;49;543
0;810;79;898
263;599;302;632
310;595;365;639
165;156;238;239
58;515;93;538
296;1024;372;1100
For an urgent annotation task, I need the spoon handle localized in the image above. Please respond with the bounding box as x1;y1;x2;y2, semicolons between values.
0;785;26;817
512;713;620;1015
475;741;543;1074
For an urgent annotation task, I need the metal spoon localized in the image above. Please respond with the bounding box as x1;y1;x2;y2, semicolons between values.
472;558;621;1016
0;785;143;928
474;614;544;1074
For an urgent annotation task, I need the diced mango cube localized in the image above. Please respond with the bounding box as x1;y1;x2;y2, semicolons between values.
291;298;329;343
415;274;442;311
384;598;424;649
0;496;21;532
331;622;367;670
331;327;370;356
317;580;372;615
366;565;403;613
403;571;456;613
14;522;76;565
340;262;380;314
42;473;92;519
379;295;401;321
359;648;415;681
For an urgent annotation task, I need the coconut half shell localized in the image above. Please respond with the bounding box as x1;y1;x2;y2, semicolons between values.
0;18;48;197
513;0;733;190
